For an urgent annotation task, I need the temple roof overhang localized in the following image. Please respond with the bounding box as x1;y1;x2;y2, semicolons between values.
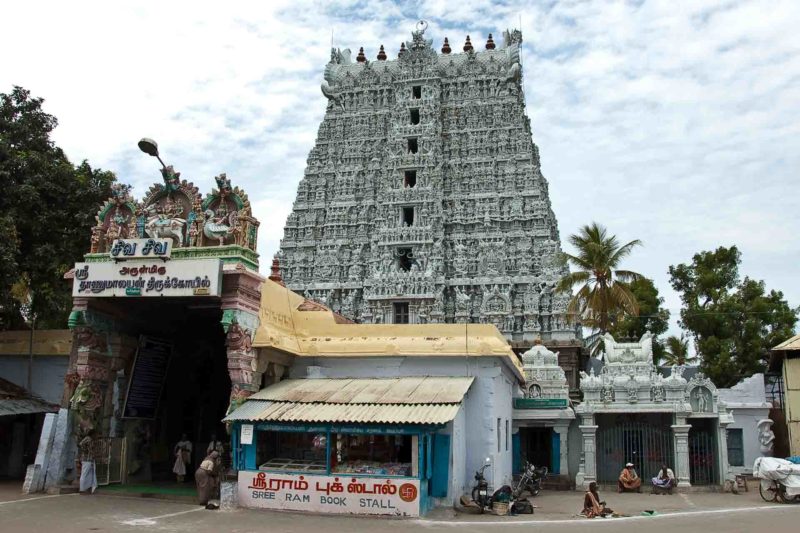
253;279;524;382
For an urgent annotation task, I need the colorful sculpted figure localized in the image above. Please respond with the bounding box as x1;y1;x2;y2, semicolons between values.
145;203;185;247
160;165;181;194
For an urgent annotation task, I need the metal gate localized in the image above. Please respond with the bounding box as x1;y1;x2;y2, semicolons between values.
95;437;126;485
689;422;717;485
596;415;674;483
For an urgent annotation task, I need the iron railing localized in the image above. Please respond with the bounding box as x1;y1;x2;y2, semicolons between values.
596;416;674;484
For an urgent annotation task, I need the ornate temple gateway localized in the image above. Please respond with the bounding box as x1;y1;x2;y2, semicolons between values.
575;333;733;488
27;148;281;492
277;23;578;351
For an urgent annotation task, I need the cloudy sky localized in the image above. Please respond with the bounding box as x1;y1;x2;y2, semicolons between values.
2;0;798;336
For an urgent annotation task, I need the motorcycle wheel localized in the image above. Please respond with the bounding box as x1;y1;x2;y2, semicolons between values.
529;485;541;497
471;488;485;513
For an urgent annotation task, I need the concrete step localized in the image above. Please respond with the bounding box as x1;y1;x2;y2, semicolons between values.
541;476;573;491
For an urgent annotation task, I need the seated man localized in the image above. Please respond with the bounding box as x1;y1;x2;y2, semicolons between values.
618;462;642;492
651;464;676;493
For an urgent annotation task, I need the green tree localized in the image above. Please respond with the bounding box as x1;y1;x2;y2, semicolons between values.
669;246;798;387
0;86;116;329
556;222;643;335
609;277;670;363
661;334;696;366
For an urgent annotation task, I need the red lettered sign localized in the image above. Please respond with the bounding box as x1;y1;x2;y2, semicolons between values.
238;471;420;516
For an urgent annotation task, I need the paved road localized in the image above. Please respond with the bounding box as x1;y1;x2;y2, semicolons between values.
0;488;799;532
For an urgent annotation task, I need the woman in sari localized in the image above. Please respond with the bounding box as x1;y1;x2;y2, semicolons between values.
195;450;220;506
582;482;612;518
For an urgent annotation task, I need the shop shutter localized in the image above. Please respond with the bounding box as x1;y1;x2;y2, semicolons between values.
430;434;451;497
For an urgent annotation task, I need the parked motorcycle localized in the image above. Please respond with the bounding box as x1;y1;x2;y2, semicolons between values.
514;462;548;498
471;459;513;513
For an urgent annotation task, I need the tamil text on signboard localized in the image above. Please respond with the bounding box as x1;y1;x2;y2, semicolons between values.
238;471;420;516
110;238;172;259
122;336;172;419
72;258;221;297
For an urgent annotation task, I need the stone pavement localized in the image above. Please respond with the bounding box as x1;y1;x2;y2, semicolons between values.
436;486;777;521
1;480;799;533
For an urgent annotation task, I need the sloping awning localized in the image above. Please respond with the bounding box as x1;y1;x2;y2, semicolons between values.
0;377;59;417
224;377;473;426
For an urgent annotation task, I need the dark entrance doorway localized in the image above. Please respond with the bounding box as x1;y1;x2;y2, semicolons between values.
689;418;718;485
519;427;552;471
596;413;674;483
95;298;230;484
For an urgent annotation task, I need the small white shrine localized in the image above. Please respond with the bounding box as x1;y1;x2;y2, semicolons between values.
575;333;733;488
513;341;574;482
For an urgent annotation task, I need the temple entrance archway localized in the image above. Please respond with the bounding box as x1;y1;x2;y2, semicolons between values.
85;297;231;484
688;418;718;486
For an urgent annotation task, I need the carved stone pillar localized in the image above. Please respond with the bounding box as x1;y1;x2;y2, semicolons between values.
578;416;597;489
717;416;733;486
71;325;110;440
552;421;571;477
672;422;692;488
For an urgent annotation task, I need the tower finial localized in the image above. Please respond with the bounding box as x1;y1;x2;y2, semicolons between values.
377;45;387;61
269;257;284;286
399;42;407;57
441;37;451;54
356;47;366;63
485;33;496;50
463;35;473;52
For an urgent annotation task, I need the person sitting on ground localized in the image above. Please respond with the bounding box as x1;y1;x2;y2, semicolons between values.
651;464;675;492
582;481;613;518
618;462;642;492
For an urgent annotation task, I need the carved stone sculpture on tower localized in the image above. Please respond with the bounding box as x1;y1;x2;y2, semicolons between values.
277;23;576;343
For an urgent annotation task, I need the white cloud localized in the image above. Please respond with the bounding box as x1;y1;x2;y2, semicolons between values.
2;0;798;336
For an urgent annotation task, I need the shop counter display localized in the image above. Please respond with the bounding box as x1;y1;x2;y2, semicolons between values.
332;461;411;477
259;458;326;473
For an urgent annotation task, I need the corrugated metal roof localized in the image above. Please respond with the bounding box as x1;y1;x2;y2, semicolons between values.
0;377;58;417
773;334;800;352
248;377;474;405
225;377;473;425
0;399;58;417
224;400;461;425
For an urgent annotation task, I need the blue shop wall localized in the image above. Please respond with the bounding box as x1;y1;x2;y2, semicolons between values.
228;355;520;510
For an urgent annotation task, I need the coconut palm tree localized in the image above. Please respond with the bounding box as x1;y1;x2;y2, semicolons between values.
661;334;696;366
556;222;643;336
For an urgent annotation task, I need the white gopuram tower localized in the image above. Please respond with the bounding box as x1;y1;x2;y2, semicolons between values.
277;23;578;347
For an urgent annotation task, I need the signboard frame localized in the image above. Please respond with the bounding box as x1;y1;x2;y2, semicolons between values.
513;398;569;409
121;335;173;420
72;258;222;298
238;470;421;516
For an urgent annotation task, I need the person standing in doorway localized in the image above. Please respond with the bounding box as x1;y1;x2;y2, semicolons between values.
207;433;224;456
173;433;193;483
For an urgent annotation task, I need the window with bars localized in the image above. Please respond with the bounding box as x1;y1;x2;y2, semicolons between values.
393;302;409;324
727;428;744;467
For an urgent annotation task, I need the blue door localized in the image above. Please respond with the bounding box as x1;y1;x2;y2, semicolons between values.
430;434;451;497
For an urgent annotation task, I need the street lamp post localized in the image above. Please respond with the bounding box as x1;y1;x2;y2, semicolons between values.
137;138;168;170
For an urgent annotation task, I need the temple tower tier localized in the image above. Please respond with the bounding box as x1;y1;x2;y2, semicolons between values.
277;25;578;346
